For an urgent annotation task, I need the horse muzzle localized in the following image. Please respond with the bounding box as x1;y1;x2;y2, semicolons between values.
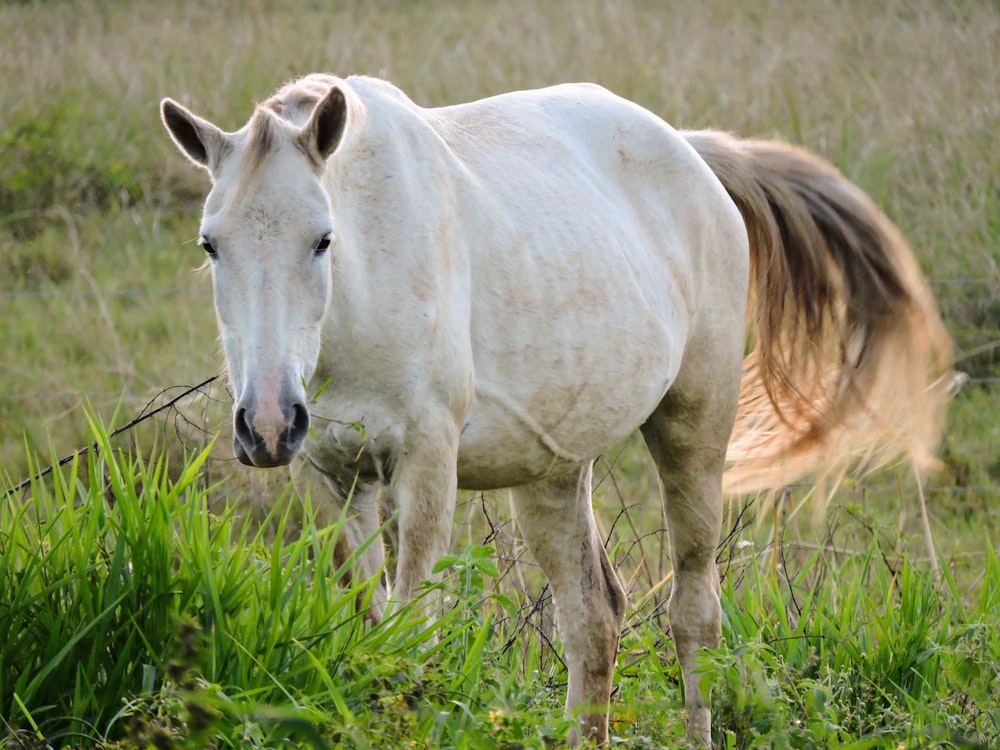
232;393;310;468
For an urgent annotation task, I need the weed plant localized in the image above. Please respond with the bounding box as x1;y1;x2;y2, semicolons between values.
1;420;576;748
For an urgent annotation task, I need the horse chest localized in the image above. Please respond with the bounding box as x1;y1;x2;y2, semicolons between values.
303;414;400;488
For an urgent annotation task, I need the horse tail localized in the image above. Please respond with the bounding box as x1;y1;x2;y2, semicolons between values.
683;130;954;499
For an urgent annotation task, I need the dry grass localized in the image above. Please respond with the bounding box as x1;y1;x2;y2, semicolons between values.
3;0;997;242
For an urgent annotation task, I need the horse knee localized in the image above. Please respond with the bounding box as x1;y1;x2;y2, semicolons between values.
565;543;626;672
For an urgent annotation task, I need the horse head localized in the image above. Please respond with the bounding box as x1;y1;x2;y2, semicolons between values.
161;87;348;467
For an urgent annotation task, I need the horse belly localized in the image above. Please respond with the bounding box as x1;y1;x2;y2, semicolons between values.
456;293;686;490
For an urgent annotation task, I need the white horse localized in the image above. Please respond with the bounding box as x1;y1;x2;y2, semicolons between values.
161;74;952;745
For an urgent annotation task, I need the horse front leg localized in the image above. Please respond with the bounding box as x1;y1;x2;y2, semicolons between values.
389;420;462;613
291;454;389;623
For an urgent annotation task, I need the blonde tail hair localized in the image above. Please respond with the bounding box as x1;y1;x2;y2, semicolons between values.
684;131;953;498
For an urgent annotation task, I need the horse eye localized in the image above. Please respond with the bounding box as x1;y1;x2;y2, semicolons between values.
199;237;217;258
315;234;333;254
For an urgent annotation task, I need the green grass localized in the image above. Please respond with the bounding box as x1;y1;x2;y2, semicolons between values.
0;421;574;749
707;544;1000;748
2;421;998;749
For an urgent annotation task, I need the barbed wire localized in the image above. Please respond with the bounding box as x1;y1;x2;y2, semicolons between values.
5;376;997;500
0;287;208;299
2;368;995;645
4;375;220;497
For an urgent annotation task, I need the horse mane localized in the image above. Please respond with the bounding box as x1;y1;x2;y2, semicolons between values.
238;109;280;182
262;74;341;121
237;74;344;186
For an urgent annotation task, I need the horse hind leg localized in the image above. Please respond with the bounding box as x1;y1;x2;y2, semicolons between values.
509;463;627;746
640;367;740;745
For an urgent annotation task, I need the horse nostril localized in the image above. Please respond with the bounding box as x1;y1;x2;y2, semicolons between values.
234;405;255;443
288;402;310;445
232;403;261;464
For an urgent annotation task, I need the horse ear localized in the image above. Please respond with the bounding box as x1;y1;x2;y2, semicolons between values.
160;98;229;172
298;87;348;165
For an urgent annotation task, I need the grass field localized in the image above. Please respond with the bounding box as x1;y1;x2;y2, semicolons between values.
1;0;999;747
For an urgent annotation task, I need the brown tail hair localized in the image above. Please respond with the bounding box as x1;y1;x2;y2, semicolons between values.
684;131;954;498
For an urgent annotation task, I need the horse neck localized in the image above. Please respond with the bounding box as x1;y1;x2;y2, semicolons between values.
317;93;470;351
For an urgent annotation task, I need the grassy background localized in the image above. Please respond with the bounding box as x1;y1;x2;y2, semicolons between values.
1;0;999;747
2;423;998;748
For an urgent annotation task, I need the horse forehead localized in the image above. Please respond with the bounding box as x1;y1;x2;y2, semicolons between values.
233;151;314;200
210;160;325;230
241;204;286;240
